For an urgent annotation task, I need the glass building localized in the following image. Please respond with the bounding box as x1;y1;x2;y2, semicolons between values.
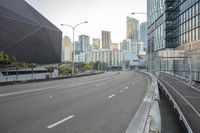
147;0;200;82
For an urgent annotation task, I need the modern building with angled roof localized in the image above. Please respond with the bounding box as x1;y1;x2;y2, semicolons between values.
0;0;62;64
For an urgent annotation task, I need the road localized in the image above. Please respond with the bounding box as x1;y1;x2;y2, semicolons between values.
0;71;150;133
159;73;200;133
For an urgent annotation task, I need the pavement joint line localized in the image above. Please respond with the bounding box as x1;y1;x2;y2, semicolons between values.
108;94;115;99
0;86;60;97
47;115;74;129
164;80;200;117
124;86;129;90
164;74;200;93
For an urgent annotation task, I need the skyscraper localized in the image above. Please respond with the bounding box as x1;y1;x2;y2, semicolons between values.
147;0;200;82
102;30;111;49
92;38;100;50
78;35;90;52
140;22;147;52
126;17;139;42
62;36;72;62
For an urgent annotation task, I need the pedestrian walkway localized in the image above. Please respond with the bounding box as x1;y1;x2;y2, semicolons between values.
158;72;200;133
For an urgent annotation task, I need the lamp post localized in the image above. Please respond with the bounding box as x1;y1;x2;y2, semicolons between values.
61;21;87;77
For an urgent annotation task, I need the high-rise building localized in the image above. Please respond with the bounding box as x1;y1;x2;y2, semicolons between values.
140;22;147;52
75;41;81;54
92;38;100;50
0;0;62;64
62;36;72;62
126;17;139;42
120;39;131;51
102;30;111;49
110;43;118;50
148;0;200;82
78;35;90;52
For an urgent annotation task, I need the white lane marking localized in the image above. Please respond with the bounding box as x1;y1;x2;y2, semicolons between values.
0;86;60;97
108;94;115;99
124;86;129;90
49;96;53;98
47;115;74;129
164;74;200;93
165;81;200;117
120;90;124;93
132;82;135;85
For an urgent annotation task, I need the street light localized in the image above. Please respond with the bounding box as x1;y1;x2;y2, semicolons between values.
61;21;87;77
131;12;152;72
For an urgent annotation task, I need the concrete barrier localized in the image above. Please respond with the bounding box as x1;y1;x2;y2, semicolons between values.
125;72;161;133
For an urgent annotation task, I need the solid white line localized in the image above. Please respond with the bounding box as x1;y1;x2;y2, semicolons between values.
0;86;60;97
164;74;200;93
47;115;74;129
165;81;200;117
108;94;115;99
124;86;129;90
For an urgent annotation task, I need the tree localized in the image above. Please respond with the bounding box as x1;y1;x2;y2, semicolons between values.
84;63;92;71
0;52;16;80
28;63;37;80
45;66;56;78
76;62;86;72
13;61;25;80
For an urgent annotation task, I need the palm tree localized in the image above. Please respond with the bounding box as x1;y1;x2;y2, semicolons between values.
28;63;37;80
13;61;25;80
45;66;55;78
0;52;16;81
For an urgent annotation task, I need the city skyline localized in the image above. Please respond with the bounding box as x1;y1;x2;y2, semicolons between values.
25;0;147;43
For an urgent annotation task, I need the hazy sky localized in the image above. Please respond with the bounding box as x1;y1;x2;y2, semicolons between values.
25;0;147;43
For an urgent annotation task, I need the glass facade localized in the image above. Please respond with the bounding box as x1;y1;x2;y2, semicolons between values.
148;0;200;82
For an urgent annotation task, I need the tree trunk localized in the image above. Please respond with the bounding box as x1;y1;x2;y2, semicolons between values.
6;66;8;81
16;68;18;80
31;68;33;80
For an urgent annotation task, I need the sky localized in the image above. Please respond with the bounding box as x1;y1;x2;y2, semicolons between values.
25;0;147;43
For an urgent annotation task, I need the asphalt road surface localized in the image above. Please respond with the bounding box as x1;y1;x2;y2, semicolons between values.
0;71;150;133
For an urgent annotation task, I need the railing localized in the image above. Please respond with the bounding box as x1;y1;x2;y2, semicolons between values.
125;72;161;133
158;80;193;133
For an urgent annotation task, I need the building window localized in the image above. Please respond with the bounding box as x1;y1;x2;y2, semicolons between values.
196;28;199;40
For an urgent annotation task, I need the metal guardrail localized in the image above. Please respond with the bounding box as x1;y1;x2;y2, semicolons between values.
158;80;193;133
125;72;161;133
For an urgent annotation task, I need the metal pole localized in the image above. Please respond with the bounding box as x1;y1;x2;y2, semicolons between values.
72;28;75;77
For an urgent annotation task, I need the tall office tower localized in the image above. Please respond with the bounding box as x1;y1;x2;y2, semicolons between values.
126;17;139;42
148;0;200;82
0;0;62;64
62;36;72;62
140;22;147;52
78;35;90;52
102;30;111;49
75;41;81;54
92;38;101;50
120;39;132;51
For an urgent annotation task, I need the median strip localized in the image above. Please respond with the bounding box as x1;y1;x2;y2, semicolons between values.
47;115;74;129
